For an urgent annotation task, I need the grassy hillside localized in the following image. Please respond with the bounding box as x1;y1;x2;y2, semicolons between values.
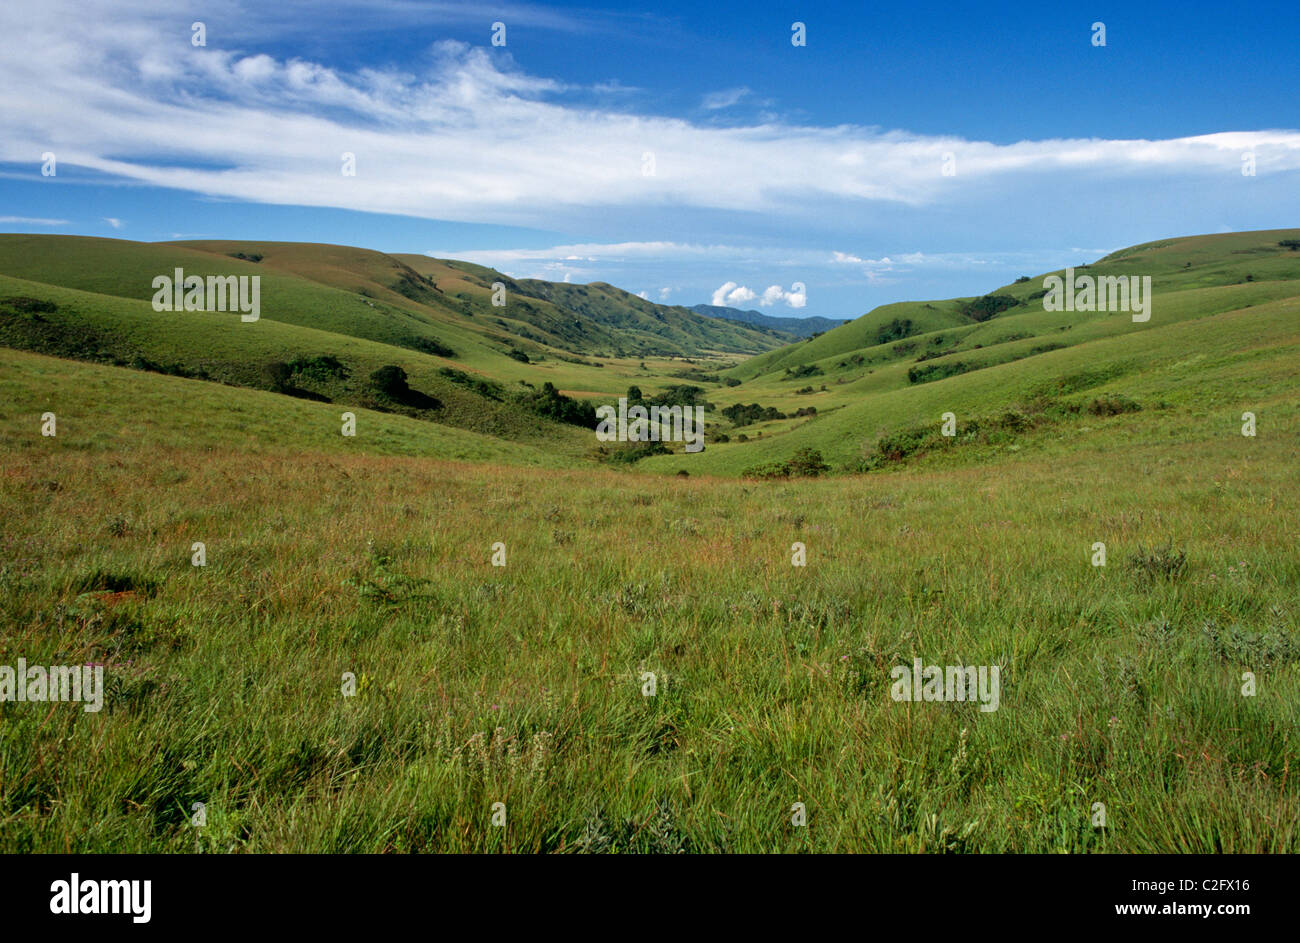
1;346;1296;851
0;348;571;467
0;235;782;457
0;234;777;400
0;227;1297;853
0;273;596;455
649;229;1300;476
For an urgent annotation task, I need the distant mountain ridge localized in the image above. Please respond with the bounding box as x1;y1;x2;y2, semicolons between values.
691;304;848;338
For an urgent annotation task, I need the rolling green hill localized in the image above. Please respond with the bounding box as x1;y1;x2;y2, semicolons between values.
2;227;1299;854
0;234;790;457
642;228;1300;476
1;229;1297;477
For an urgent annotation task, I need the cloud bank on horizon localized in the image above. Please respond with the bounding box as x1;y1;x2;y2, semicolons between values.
2;0;1298;316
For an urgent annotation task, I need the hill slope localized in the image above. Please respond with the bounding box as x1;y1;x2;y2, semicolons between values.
643;228;1300;475
691;303;847;338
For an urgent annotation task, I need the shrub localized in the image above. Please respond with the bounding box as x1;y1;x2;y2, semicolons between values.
741;448;829;479
908;361;973;384
647;385;709;409
600;440;670;464
288;355;350;383
1128;543;1187;582
0;296;57;314
1087;394;1141;416
370;365;410;397
439;367;503;400
783;364;824;380
409;336;455;357
506;348;530;363
262;361;292;392
786;448;830;477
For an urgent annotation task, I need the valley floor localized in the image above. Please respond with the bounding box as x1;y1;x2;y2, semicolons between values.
1;378;1296;851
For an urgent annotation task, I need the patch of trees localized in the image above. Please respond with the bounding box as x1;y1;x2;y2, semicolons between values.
368;365;442;410
439;367;504;400
1279;240;1300;251
851;393;1143;473
722;402;787;426
627;384;712;409
875;318;915;344
262;359;330;400
406;335;455;358
506;348;531;363
960;294;1019;322
908;361;973;384
741;448;830;479
370;365;411;397
598;440;671;464
783;363;824;380
514;381;596;427
288;355;350;383
228;252;263;263
0;296;57;314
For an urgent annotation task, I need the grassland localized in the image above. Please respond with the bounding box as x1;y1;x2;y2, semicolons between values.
0;230;1297;852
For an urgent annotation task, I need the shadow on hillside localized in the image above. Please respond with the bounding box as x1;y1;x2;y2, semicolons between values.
392;388;443;410
283;386;331;403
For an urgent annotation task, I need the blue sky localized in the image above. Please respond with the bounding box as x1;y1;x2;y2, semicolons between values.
1;0;1297;318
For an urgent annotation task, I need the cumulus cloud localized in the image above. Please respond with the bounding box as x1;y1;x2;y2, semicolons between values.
711;281;805;308
711;281;755;307
760;284;806;308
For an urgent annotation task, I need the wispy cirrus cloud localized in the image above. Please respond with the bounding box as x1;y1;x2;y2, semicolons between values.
0;215;69;225
701;86;749;110
2;0;1297;233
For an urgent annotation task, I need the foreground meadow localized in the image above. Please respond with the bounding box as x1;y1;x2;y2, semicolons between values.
1;351;1296;853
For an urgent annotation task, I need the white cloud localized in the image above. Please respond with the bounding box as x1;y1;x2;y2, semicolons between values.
657;287;672;301
0;215;68;225
711;281;756;307
102;217;123;229
711;281;806;309
636;290;648;299
1;3;1295;230
760;284;806;308
702;86;749;110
